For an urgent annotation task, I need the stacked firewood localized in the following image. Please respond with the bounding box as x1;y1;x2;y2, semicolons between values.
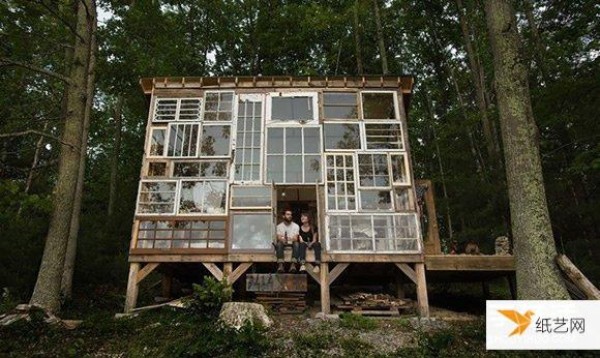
334;292;413;315
255;292;306;313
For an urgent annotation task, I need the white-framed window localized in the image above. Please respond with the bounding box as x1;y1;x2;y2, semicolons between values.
178;179;228;215
357;153;390;188
358;189;393;211
234;94;264;182
266;92;318;124
360;91;399;120
230;212;273;251
322;92;359;120
230;185;272;209
203;91;235;121
152;98;202;122
323;122;362;150
166;123;200;157
390;153;410;185
200;124;231;157
326;213;420;253
266;126;322;184
363;122;404;150
172;161;229;178
325;154;356;211
147;127;167;157
136;180;178;215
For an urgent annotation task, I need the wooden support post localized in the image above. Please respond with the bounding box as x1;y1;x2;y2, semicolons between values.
162;274;172;299
507;274;517;299
304;264;320;284
136;263;159;284
395;263;417;284
227;263;252;285
482;281;490;299
328;263;349;285
202;263;224;281
125;263;141;312
415;263;429;317
223;263;233;278
320;263;330;314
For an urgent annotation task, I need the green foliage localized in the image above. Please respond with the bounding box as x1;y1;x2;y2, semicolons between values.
188;276;233;318
339;312;378;331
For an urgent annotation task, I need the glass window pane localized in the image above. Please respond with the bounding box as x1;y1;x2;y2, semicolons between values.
303;127;321;153
304;155;321;183
137;181;176;214
358;154;390;187
201;125;230;156
362;93;397;119
286;128;302;154
391;154;408;184
360;190;393;210
178;180;227;214
167;124;199;157
286;155;303;183
231;186;271;207
272;96;313;121
153;99;177;121
204;92;234;121
231;213;273;250
235;98;263;182
266;155;284;183
267;128;283;154
323;93;358;119
324;123;361;150
147;162;167;177
394;187;412;211
365;123;403;150
149;129;166;156
178;98;202;121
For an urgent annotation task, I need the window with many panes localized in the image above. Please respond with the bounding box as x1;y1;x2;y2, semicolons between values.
203;91;234;121
136;220;226;250
325;154;356;211
327;213;420;253
266;127;321;183
167;123;200;157
172;161;228;178
235;95;263;181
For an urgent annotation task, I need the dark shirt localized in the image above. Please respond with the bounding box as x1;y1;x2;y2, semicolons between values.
299;225;318;243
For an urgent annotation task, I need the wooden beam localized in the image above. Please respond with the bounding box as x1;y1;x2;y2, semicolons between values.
320;263;330;314
415;263;430;317
304;264;320;285
395;263;417;284
203;263;223;281
556;254;600;299
223;263;233;277
328;263;349;285
136;263;159;284
129;253;424;263
124;263;141;312
425;255;515;271
227;263;252;285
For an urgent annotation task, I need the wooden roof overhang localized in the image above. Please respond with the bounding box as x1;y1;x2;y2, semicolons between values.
140;75;414;94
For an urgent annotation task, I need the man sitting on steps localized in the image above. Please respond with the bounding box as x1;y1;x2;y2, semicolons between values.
274;209;300;273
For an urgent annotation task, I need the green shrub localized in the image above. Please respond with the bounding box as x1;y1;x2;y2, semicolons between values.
339;312;378;331
188;276;233;318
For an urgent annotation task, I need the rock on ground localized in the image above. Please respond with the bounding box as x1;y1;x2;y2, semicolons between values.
219;302;272;330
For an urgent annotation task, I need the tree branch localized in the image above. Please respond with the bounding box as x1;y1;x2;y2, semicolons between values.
0;57;72;84
0;130;78;150
34;0;86;42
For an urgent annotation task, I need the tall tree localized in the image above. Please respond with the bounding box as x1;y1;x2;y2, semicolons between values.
30;0;97;312
107;96;123;219
352;0;364;75
372;0;388;75
484;0;569;299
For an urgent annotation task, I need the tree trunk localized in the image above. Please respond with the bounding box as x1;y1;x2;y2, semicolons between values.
60;12;97;300
523;0;549;83
30;0;96;313
107;96;123;219
353;0;364;75
456;0;500;162
372;0;388;75
484;0;569;300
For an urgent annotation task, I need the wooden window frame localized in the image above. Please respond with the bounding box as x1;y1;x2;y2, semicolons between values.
228;211;274;253
321;92;359;120
146;126;168;158
166;122;201;158
323;121;363;151
361;121;405;151
359;90;400;121
177;179;229;217
234;94;265;183
135;218;229;253
203;90;236;122
152;97;203;122
171;160;229;179
199;123;233;158
230;185;272;210
324;153;358;213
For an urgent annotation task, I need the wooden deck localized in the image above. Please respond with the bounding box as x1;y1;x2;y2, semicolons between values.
425;254;514;271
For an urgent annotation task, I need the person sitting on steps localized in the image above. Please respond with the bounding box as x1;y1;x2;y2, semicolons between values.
274;209;300;273
298;212;321;274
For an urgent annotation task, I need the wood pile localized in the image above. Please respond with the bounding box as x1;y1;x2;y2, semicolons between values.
0;304;82;329
334;292;413;316
255;292;306;313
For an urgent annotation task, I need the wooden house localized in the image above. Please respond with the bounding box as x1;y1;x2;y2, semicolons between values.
125;76;515;315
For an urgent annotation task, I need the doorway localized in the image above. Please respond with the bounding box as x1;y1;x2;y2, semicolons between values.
275;186;317;227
